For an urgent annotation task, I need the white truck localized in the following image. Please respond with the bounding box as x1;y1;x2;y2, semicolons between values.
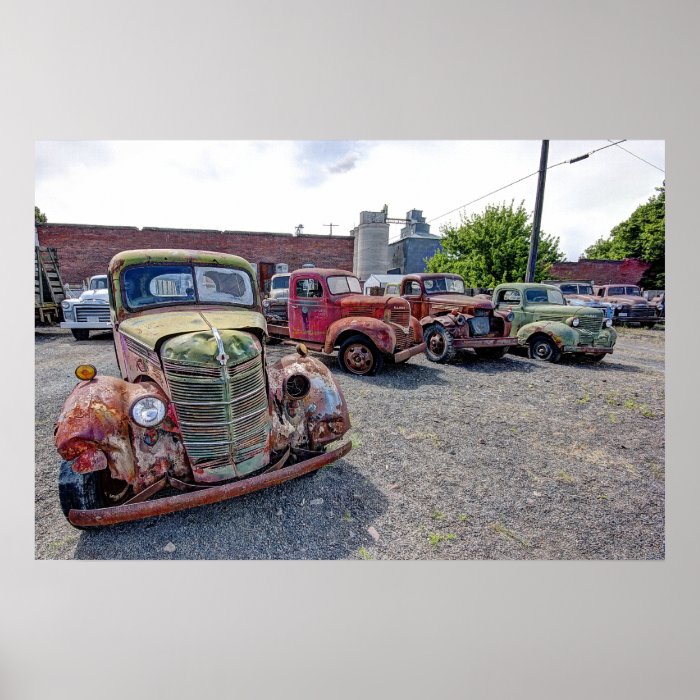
60;275;111;340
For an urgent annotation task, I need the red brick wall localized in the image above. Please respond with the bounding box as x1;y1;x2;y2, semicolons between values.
548;258;650;286
37;224;355;284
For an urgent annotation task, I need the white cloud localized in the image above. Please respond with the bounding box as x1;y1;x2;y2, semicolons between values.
35;139;665;260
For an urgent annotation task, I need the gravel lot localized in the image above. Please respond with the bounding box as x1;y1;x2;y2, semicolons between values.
35;325;665;560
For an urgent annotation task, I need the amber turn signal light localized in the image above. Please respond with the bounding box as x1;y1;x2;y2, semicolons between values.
75;364;97;380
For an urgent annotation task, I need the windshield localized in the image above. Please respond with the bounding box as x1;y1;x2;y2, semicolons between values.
525;288;565;305
272;276;289;289
608;286;625;295
123;264;255;310
327;275;362;295
89;277;108;290
423;277;466;295
625;286;641;296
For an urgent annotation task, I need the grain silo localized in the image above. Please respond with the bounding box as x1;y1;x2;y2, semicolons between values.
354;209;390;281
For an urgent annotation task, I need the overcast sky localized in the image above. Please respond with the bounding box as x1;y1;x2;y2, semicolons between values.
35;139;665;261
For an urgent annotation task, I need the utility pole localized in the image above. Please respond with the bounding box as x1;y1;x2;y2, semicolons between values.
525;140;549;283
324;222;336;236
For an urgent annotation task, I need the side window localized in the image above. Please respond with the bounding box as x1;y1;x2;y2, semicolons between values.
404;281;421;295
295;278;323;298
497;289;521;305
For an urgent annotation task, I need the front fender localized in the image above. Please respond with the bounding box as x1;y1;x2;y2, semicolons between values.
55;376;182;489
516;321;577;350
323;317;395;355
267;352;351;450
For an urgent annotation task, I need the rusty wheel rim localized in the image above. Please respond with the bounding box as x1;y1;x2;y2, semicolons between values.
343;343;374;375
428;331;445;356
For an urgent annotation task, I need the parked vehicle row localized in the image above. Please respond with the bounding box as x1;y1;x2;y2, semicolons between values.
51;249;651;529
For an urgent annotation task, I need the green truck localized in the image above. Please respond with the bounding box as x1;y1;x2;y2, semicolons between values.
492;282;617;362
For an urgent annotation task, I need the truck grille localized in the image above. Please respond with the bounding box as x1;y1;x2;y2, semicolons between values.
75;305;110;323
627;305;653;318
389;307;410;326
162;354;270;469
577;316;603;333
393;325;415;351
469;316;490;336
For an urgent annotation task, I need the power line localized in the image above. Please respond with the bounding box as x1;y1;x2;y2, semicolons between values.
428;139;628;224
607;140;665;173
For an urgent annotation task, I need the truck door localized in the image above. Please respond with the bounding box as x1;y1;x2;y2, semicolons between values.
289;275;327;343
495;288;525;331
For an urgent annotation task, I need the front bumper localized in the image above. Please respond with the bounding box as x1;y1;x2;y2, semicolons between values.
614;313;659;324
61;321;112;330
563;345;614;355
394;342;427;363
68;440;351;527
452;336;519;350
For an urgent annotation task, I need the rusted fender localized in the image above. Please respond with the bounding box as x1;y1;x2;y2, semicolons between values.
267;352;351;450
68;440;352;527
323;317;395;355
55;376;171;484
516;320;577;349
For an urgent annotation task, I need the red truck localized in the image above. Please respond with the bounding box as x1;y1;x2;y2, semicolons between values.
264;268;426;376
385;273;518;362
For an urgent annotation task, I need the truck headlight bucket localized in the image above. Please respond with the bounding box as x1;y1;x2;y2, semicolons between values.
130;396;167;427
604;318;613;328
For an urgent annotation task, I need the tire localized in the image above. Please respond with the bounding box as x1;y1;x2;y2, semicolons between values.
58;460;131;529
474;347;509;360
338;335;383;376
71;328;90;341
529;335;561;363
424;323;456;363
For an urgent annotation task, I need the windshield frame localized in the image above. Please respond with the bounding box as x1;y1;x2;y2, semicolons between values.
120;262;258;313
423;276;467;295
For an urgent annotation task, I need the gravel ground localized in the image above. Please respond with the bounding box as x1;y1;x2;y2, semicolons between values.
35;325;665;560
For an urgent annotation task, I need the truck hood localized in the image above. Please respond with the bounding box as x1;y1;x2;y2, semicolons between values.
78;289;109;303
339;294;401;310
427;294;493;311
118;308;267;350
566;294;609;305
529;304;603;318
604;295;650;306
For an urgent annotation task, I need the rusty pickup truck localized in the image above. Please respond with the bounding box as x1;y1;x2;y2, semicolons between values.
54;249;352;528
389;273;518;362
264;268;426;376
593;284;661;327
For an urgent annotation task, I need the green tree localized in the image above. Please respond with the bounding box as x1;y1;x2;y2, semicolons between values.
35;206;47;224
584;185;665;287
425;201;565;286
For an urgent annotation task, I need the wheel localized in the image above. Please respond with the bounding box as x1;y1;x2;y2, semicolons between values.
338;335;383;376
71;328;90;341
423;323;456;363
58;460;131;529
474;347;509;360
528;335;561;363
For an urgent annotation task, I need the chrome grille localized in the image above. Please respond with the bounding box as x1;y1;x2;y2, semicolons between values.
389;306;410;326
162;355;270;466
75;305;110;323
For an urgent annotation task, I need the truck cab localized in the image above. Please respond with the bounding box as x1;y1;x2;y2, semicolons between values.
265;268;426;375
394;273;518;362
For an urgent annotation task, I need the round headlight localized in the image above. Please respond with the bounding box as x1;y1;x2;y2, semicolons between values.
605;318;613;328
61;300;71;310
263;299;270;308
130;396;166;427
455;314;466;326
506;312;515;322
571;317;580;327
